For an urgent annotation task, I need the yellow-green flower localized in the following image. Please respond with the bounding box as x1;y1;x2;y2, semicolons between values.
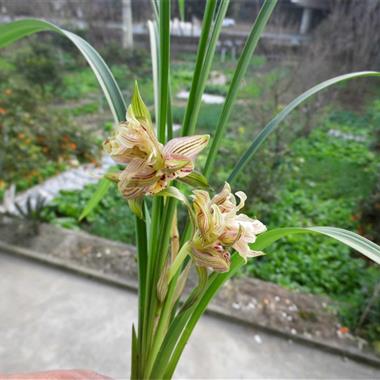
190;183;266;272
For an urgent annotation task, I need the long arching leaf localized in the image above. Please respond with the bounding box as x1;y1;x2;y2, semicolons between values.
0;18;126;123
228;71;380;183
252;226;380;264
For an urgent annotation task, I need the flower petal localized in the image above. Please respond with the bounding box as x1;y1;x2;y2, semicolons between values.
163;135;209;159
118;160;158;199
193;190;212;238
164;155;193;175
191;242;230;273
233;234;265;262
235;191;247;211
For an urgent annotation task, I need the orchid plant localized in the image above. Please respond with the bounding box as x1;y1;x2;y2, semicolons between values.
1;0;380;379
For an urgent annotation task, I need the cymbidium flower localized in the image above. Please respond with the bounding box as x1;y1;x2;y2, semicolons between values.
190;183;266;272
103;86;209;200
103;106;162;166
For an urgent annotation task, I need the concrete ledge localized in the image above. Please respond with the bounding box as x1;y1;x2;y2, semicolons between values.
0;219;379;369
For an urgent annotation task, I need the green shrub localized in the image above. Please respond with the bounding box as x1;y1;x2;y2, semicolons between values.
13;41;63;95
0;80;99;197
42;183;136;244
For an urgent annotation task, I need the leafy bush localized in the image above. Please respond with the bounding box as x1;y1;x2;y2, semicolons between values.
0;79;99;198
12;40;64;95
100;43;151;77
42;183;135;245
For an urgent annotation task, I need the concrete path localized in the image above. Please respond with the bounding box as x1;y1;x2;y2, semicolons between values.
0;252;379;379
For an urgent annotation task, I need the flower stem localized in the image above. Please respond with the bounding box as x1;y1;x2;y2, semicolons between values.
168;241;191;282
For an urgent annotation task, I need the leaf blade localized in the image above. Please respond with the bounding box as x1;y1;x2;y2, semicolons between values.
79;178;112;221
0;18;126;123
228;71;380;183
252;226;380;264
204;0;277;177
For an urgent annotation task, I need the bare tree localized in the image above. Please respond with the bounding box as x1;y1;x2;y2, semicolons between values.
296;0;380;93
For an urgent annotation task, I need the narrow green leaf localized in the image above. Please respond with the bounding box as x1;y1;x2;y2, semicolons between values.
167;81;174;140
163;254;244;378
180;0;218;136
158;0;171;143
151;0;159;21
150;304;193;378
135;212;148;374
79;178;112;221
178;0;185;21
147;20;159;119
183;0;230;137
131;324;138;380
0;19;126;123
204;0;277;177
251;227;380;265
228;71;380;183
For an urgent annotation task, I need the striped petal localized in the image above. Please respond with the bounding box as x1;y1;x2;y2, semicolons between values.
164;155;192;174
163;135;209;160
193;190;212;238
118;183;148;199
120;158;147;178
191;242;231;273
124;168;158;188
118;159;158;199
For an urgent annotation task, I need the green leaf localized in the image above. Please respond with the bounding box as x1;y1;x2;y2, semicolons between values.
251;227;380;265
178;0;185;21
0;18;126;123
131;81;152;123
158;0;171;143
79;178;112;221
177;171;210;189
204;0;277;177
162;254;244;379
181;0;225;137
135;212;148;378
147;20;159;119
228;71;380;183
131;324;138;380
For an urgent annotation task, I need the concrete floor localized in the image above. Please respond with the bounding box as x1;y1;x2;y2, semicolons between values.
0;252;379;379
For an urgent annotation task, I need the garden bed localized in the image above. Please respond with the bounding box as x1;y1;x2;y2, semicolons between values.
1;215;379;367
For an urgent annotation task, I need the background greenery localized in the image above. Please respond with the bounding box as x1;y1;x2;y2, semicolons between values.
1;38;379;346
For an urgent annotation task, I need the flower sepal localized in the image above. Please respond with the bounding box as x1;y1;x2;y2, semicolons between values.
177;171;211;190
130;80;152;124
128;198;144;220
